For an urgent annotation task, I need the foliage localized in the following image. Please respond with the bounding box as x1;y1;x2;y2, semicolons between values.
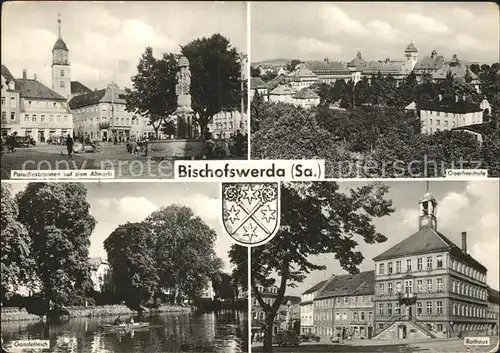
125;48;177;138
211;272;238;301
229;245;248;293
1;184;32;301
181;34;243;134
230;182;394;351
16;183;96;307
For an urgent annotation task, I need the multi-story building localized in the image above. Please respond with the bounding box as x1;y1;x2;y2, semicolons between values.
251;284;300;335
292;88;320;108
289;66;318;90
69;84;154;141
51;14;71;99
88;257;110;293
1;65;21;137
413;50;445;80
486;287;499;335
300;280;327;334
269;85;296;104
250;77;269;101
269;85;320;108
17;69;73;142
372;188;490;340
314;271;375;340
206;110;247;139
432;54;480;92
302;59;352;85
419;96;485;134
201;280;215;300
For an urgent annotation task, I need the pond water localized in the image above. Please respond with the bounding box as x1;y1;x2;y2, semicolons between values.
2;310;248;353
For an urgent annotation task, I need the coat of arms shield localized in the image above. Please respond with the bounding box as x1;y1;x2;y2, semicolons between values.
221;182;280;246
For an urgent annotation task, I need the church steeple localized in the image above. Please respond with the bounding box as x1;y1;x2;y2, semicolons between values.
57;13;62;38
51;13;71;98
418;181;437;231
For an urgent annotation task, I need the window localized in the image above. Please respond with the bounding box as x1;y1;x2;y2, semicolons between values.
10;97;16;108
40;115;45;122
417;280;423;292
417;258;423;271
360;312;365;321
452;280;456;293
426;301;432;315
396;261;401;273
395;303;401;315
57;116;61;123
64;116;68;123
335;312;340;320
436;255;443;269
379;304;384;315
1;112;5;121
60;69;64;77
387;303;392;316
404;280;413;294
32;114;36;122
353;296;357;304
368;312;372;320
60;81;65;88
396;281;402;293
436;119;440;125
427;279;432;292
437;278;443;292
460;282;464;295
379;263;385;275
388;262;393;274
342;312;347;320
444;120;448;127
336;297;340;304
353;312;358;321
388;282;393;294
1;97;5;105
10;112;15;120
344;297;348;304
379;283;385;294
406;259;412;272
426;257;432;270
417;302;422;315
437;301;443;314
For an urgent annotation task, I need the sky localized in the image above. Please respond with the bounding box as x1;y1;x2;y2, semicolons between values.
7;181;237;272
276;180;500;297
251;2;500;64
1;1;247;91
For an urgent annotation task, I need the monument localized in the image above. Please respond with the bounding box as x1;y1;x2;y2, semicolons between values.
147;55;204;159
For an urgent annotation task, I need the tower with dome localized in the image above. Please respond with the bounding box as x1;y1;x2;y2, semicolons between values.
51;14;71;99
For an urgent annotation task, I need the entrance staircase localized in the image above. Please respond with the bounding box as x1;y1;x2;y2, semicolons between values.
372;315;436;339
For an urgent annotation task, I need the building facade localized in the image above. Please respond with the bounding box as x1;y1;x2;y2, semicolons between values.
300;280;327;334
69;85;154;141
51;15;71;99
372;189;492;340
1;66;21;137
89;257;110;293
206;110;247;139
250;77;269;101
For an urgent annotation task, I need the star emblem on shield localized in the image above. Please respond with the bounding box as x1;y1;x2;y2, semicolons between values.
221;182;280;246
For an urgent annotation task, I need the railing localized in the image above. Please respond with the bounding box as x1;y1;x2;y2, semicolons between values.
408;315;436;338
373;315;404;337
372;314;436;339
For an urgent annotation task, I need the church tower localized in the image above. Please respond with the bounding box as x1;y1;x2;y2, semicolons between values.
418;182;437;231
51;14;71;98
405;42;418;72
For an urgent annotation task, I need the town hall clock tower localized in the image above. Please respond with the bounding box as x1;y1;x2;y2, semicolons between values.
51;14;71;99
418;183;437;231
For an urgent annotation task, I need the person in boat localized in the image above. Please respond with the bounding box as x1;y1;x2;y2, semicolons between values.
129;317;135;325
114;315;123;325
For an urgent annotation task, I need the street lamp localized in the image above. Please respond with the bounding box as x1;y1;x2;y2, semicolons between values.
238;52;247;128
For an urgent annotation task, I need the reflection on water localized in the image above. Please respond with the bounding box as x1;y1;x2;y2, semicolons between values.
2;310;247;353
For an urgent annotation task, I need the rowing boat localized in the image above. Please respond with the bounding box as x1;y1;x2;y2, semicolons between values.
99;322;150;331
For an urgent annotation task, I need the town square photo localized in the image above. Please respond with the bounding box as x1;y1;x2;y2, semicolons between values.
250;2;500;178
1;1;248;180
245;180;500;352
1;182;248;352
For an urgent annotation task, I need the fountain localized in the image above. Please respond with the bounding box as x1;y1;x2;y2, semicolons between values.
147;55;204;159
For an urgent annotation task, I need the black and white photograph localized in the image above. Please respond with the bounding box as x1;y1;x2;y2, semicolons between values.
1;182;248;352
1;1;248;180
248;180;499;352
250;2;500;178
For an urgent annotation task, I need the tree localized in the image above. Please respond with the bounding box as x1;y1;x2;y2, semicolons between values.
16;183;96;307
211;272;237;301
229;245;248;294
286;59;302;72
250;90;265;133
1;184;32;302
250;66;260;77
232;182;394;351
181;34;242;134
470;64;480;76
145;205;223;303
125;48;178;138
104;222;159;310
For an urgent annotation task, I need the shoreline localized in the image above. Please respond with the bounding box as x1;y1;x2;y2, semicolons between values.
0;304;192;322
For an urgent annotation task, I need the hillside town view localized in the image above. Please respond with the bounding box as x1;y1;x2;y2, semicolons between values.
1;182;248;353
246;181;499;352
1;2;248;179
250;2;500;178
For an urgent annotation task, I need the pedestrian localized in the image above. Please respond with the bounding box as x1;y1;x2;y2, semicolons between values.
234;129;244;158
66;134;74;158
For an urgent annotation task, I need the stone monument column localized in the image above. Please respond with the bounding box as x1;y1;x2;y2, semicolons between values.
175;56;194;139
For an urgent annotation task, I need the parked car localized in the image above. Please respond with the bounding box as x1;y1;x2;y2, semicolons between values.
272;330;300;348
14;135;34;147
300;333;320;342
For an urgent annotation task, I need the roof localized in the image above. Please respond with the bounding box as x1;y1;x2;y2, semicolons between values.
348;52;367;69
53;38;69;51
71;81;92;95
304;61;350;74
432;64;478;81
405;42;418;53
1;65;15;82
362;60;407;75
488;287;499;304
316;271;375;299
293;87;319;99
372;227;487;272
250;77;268;90
419;191;437;204
418;98;482;114
68;86;126;109
291;66;317;78
405;102;416;111
414;54;445;71
15;79;66;100
302;280;327;295
89;257;107;270
284;296;301;305
452;122;492;136
270;84;296;95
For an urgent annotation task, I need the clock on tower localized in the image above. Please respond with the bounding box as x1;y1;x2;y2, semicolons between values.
418;185;437;230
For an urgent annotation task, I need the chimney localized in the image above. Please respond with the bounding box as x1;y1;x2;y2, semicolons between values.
22;69;27;79
461;232;467;253
34;73;37;81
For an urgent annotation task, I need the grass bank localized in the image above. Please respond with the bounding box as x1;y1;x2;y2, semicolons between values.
1;304;192;322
